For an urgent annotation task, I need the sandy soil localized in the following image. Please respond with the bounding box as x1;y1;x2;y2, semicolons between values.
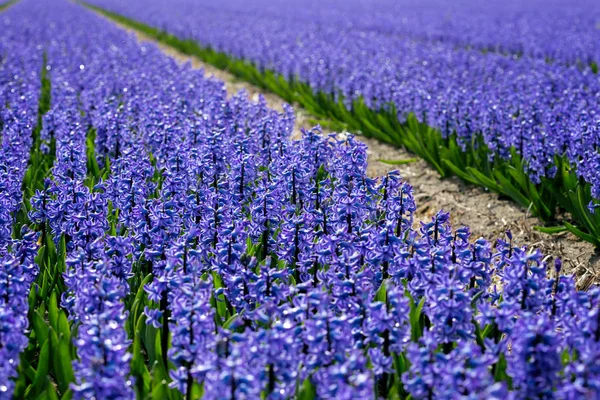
90;9;600;285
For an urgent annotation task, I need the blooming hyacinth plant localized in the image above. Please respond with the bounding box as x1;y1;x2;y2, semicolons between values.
0;0;599;399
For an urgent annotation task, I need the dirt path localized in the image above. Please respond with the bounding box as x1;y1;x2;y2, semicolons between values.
86;7;599;285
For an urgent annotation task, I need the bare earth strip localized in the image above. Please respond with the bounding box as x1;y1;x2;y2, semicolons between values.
87;8;599;284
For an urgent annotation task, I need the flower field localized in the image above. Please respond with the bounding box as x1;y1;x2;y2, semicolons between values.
0;0;599;399
85;0;600;247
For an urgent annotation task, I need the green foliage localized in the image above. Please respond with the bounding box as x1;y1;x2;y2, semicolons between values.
378;158;419;166
296;377;317;400
408;293;426;342
85;127;101;186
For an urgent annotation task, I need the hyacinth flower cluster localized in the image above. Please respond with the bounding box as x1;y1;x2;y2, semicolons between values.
1;0;600;399
87;0;600;247
64;247;134;399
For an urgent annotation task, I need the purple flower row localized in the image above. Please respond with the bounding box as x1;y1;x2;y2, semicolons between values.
0;7;41;396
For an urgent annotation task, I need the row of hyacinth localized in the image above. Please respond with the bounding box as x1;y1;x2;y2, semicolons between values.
92;0;600;67
1;0;600;399
275;0;600;67
88;0;600;204
0;8;41;396
43;15;136;397
0;12;40;252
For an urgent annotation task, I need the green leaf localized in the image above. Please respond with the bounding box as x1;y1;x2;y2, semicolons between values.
30;339;50;396
470;290;485;307
533;225;568;234
132;314;152;398
561;348;571;365
151;348;170;400
40;270;49;301
48;291;58;329
393;352;409;376
32;310;49;345
378;158;419;166
223;313;240;330
375;281;387;303
58;310;71;343
392;353;410;399
19;357;37;382
212;273;229;324
466;167;502;194
297;377;316;400
28;284;38;314
50;329;75;393
577;189;599;236
493;354;510;386
154;328;166;369
474;322;486;350
60;388;73;400
13;358;30;399
143;323;159;365
39;384;60;400
493;171;534;212
409;295;426;342
58;235;67;271
189;382;203;400
442;159;478;185
131;273;153;318
564;222;600;246
481;323;495;339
